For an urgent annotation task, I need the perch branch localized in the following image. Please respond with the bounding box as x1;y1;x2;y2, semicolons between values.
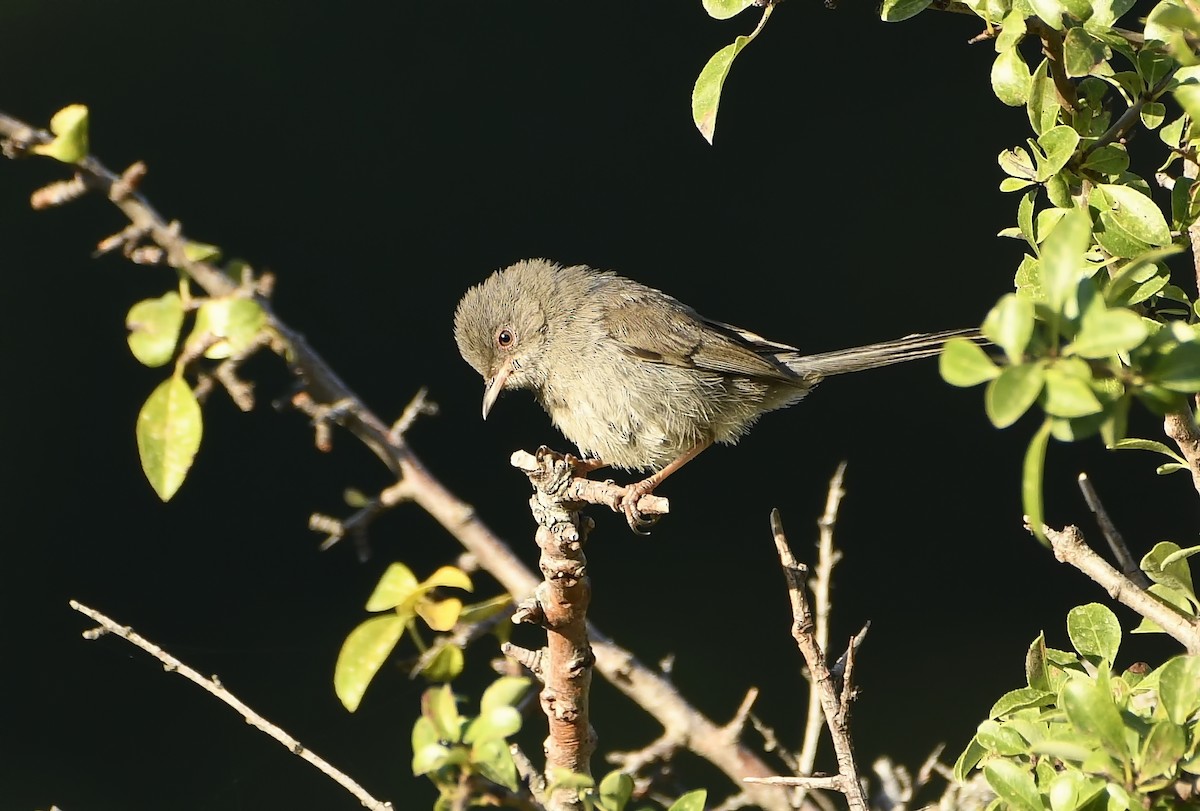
1164;409;1200;497
0;109;790;811
511;448;597;811
69;600;392;811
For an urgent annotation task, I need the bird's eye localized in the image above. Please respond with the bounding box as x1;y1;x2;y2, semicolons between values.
496;328;515;349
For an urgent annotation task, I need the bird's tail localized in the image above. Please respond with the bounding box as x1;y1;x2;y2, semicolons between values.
781;328;979;378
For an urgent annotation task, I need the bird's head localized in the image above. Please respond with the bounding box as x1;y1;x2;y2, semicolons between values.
453;259;561;419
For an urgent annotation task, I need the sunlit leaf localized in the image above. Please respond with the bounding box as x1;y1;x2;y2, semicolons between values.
702;0;755;19
993;47;1033;106
366;562;420;612
335;614;405;712
126;292;184;367
986;362;1046;427
692;37;751;144
1023;419;1053;545
136;375;203;501
1066;603;1121;663
31;104;89;164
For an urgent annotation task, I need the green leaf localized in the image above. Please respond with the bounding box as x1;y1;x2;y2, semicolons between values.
1141;101;1167;129
334;614;405;712
996;9;1028;50
954;735;988;781
986;362;1046;427
1151;341;1200;391
1162;544;1200;567
1029;0;1067;28
419;643;464;682
1041;206;1093;311
424;683;465;743
1158;655;1200;724
126;292;185;367
1063;27;1108;76
471;737;519;790
599;771;635;811
1024;419;1053;545
1108;438;1186;465
411;740;452;776
1042;364;1104;418
183;241;222;263
189;298;266;360
481;676;533;714
693;37;751;144
1095;184;1173;246
1138;718;1187;778
1066;603;1121;663
940;337;1000;387
993;47;1033;106
702;0;755;19
1081;144;1129;176
1141;541;1196;595
881;0;935;20
1070;307;1149;357
1037;126;1081;181
1028;59;1062;135
465;704;522;744
1061;676;1129;760
31;104;89;164
667;790;708;811
365;562;420;612
136;375;203;501
977;719;1036;755
984;760;1042;811
984;294;1036;362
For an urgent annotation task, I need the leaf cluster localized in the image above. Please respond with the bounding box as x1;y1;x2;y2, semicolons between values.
956;603;1200;810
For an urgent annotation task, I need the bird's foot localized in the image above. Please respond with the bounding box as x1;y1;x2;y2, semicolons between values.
617;480;661;535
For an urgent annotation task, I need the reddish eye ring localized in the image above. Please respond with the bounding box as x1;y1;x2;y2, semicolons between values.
496;328;515;349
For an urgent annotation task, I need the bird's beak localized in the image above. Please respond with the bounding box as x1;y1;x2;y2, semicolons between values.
482;364;512;420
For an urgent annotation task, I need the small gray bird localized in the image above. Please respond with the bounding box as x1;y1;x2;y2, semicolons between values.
454;258;969;530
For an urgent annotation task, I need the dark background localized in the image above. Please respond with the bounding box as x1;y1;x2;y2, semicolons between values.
1;2;1191;809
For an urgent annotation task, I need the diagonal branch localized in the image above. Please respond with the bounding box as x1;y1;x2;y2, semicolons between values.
0;109;791;811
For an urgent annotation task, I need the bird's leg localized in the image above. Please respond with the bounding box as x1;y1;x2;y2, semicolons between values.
568;455;609;475
619;439;712;533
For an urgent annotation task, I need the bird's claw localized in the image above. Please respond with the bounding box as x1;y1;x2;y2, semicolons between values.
618;487;660;535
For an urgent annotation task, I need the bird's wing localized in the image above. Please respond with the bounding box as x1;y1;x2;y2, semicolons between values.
600;293;799;381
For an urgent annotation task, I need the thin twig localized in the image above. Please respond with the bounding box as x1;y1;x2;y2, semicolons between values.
1076;473;1151;588
798;462;846;778
1032;522;1200;653
69;600;392;811
770;510;869;811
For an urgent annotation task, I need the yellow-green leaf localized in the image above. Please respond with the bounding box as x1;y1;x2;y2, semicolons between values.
692;37;751;144
334;614;405;712
365;562;420;612
31;104;89;164
126;292;184;367
1024;419;1053;545
702;0;755;19
417;597;463;632
136;375;202;501
421;565;474;592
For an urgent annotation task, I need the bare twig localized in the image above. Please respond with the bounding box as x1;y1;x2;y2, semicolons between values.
1032;522;1200;653
798;462;846;779
1077;473;1151;589
770;509;869;811
69;600;393;811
